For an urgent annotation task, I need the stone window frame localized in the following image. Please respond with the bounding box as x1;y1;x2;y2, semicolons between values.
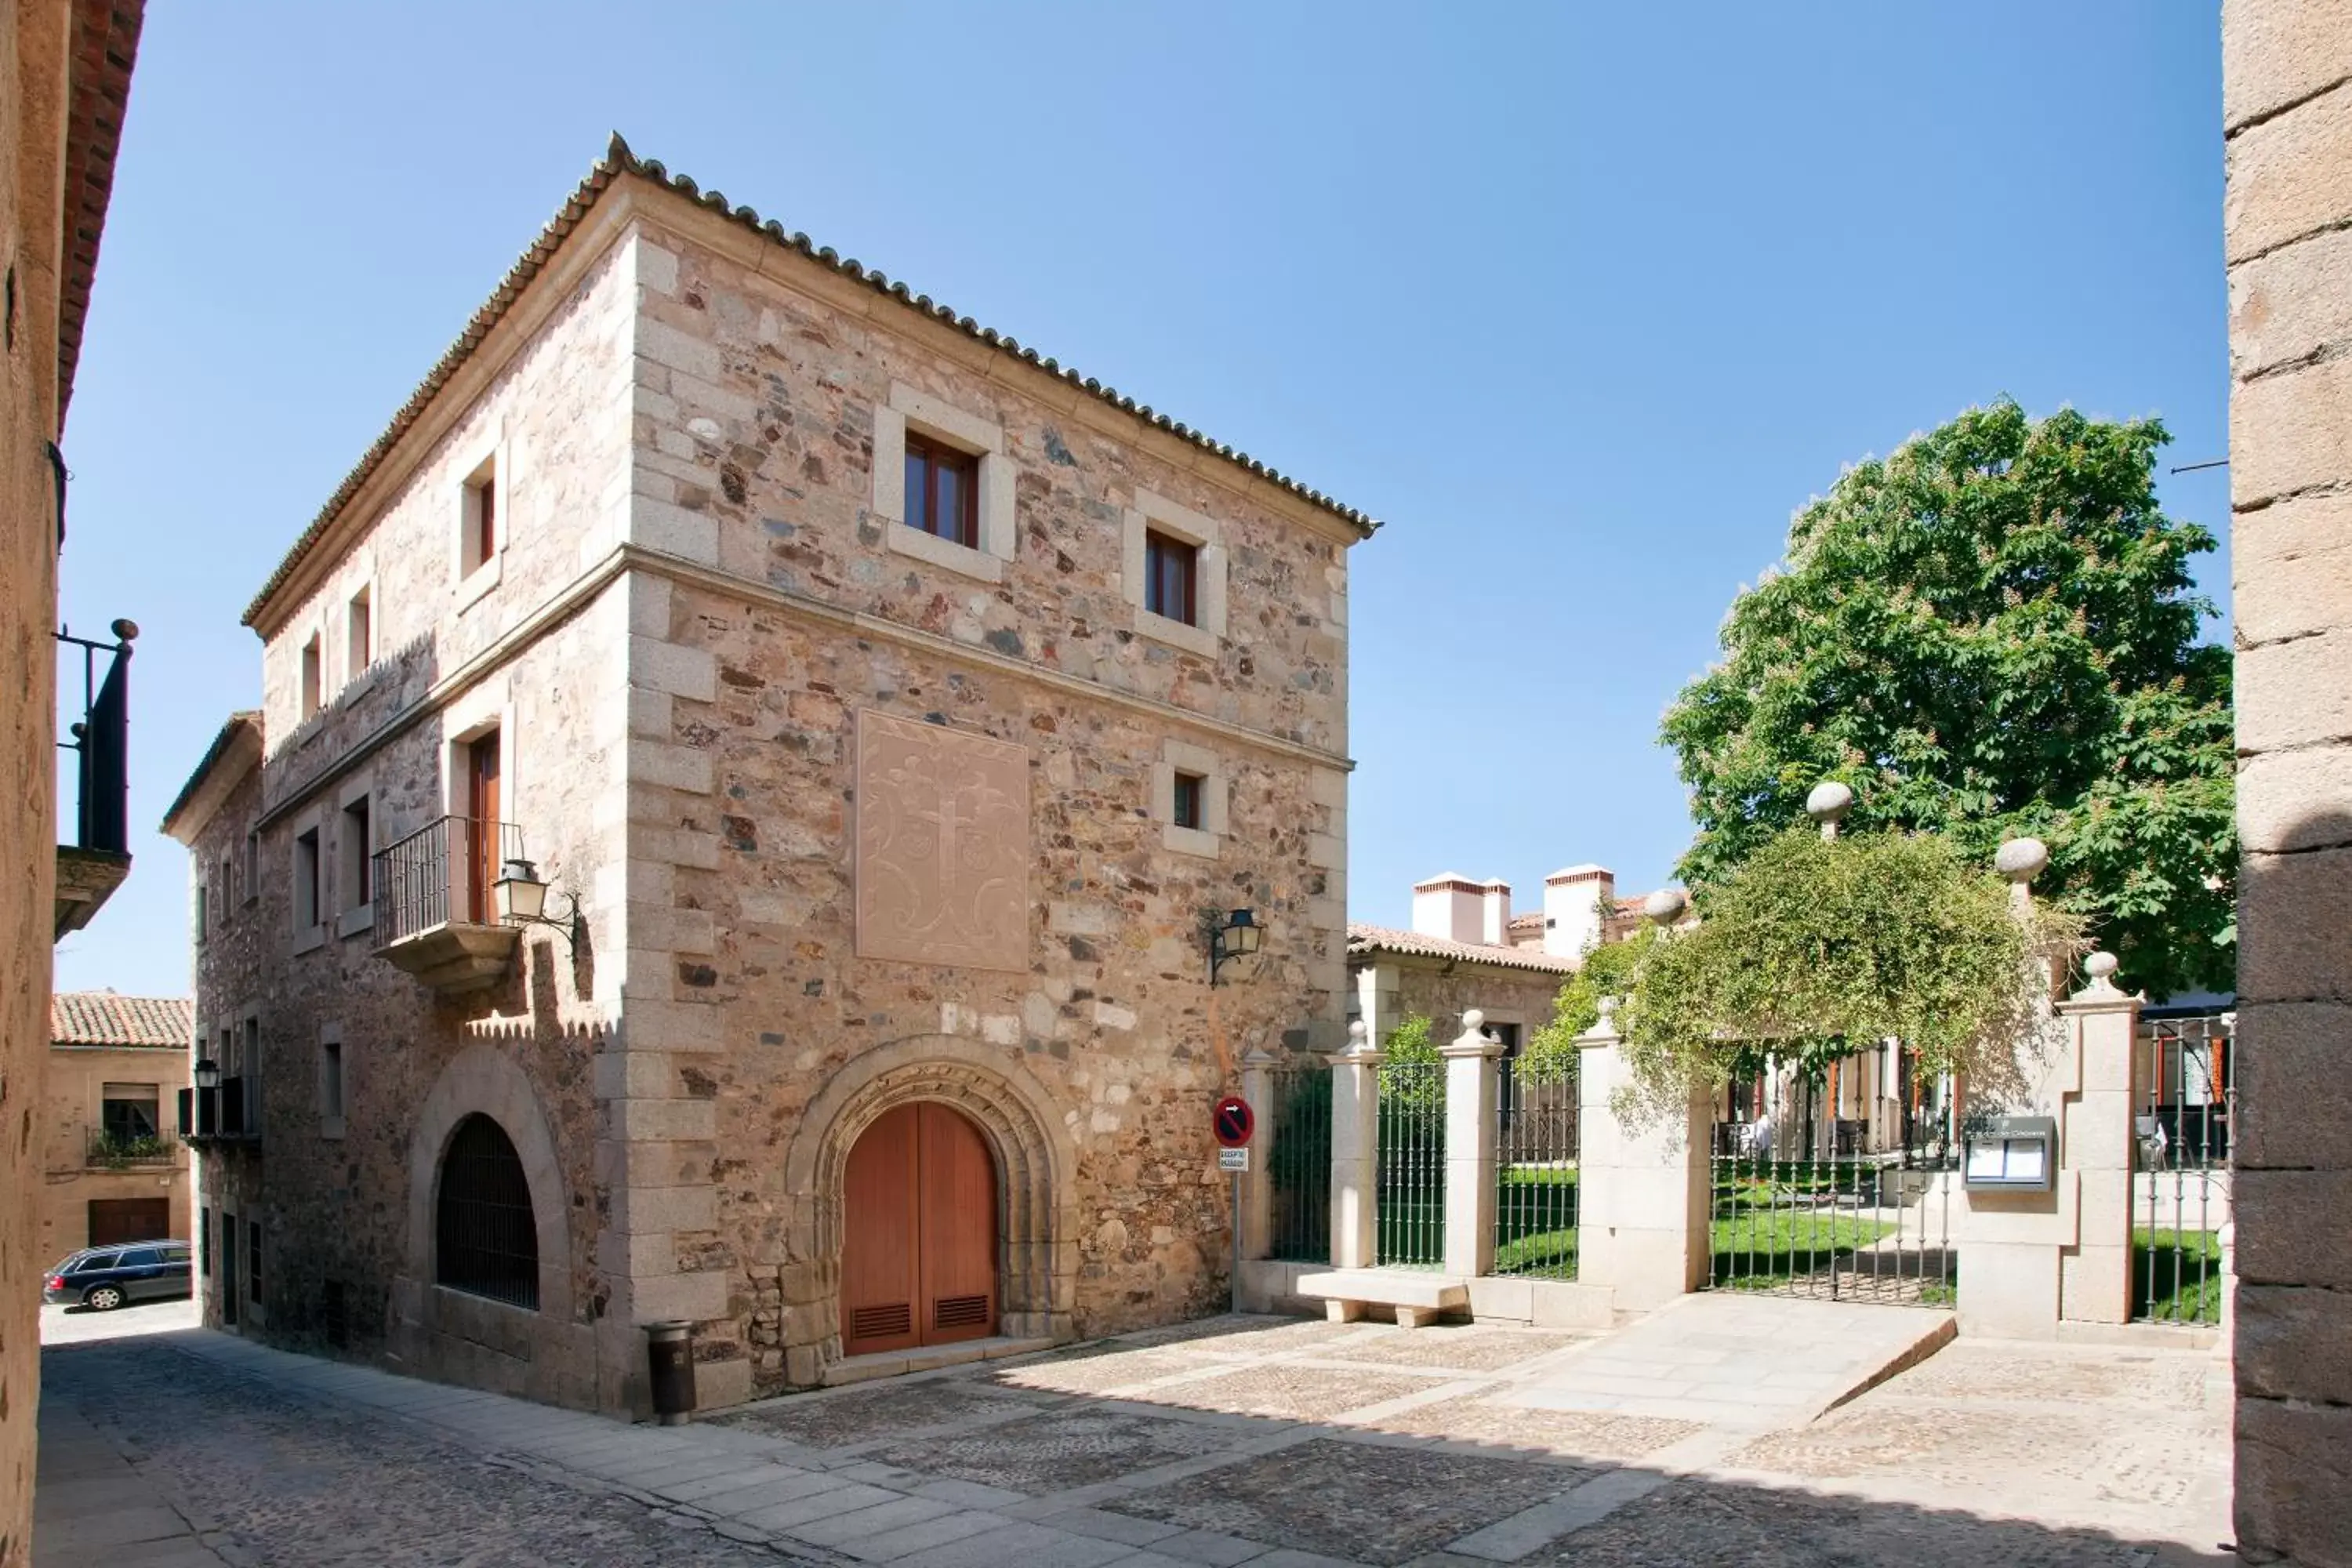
318;1021;347;1142
1122;488;1228;658
451;421;510;609
289;804;326;956
333;772;376;941
1152;737;1229;859
296;622;325;721
872;380;1017;585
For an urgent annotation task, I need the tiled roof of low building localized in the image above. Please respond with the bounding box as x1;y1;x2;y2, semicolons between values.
244;133;1380;629
53;991;191;1048
1346;922;1580;975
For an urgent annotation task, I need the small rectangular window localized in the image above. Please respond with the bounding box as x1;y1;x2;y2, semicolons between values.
1171;771;1205;831
322;1039;344;1122
462;459;499;576
904;434;979;550
194;880;209;944
244;829;260;906
299;633;322;719
295;829;321;931
340;797;372;913
1145;531;1199;626
346;585;372;677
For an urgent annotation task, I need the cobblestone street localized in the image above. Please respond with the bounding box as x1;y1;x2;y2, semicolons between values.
38;1309;2230;1566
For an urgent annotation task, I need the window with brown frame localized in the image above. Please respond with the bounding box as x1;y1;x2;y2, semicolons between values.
903;434;979;549
1171;771;1205;831
1145;531;1199;626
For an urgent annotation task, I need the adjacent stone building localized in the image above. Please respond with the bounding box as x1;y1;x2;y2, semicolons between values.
3;3;143;1560
2224;2;2352;1560
165;138;1373;1416
42;993;191;1262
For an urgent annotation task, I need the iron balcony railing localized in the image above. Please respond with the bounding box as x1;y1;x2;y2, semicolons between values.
56;620;135;855
372;815;526;945
87;1130;176;1167
176;1078;260;1145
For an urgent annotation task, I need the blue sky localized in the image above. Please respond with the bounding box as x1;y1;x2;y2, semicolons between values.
54;2;2228;997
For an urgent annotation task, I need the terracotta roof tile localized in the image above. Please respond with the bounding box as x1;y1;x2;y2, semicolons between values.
1346;922;1580;975
245;133;1380;630
158;710;261;835
52;991;191;1048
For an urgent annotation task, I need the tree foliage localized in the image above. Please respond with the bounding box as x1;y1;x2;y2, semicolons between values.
1613;826;2085;1123
1661;400;2233;998
1525;931;1657;1082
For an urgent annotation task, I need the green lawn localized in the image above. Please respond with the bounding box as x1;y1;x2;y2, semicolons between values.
1494;1167;1579;1279
1711;1210;1897;1289
2133;1228;2223;1325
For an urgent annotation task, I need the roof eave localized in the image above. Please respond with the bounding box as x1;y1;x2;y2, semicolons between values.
159;712;263;841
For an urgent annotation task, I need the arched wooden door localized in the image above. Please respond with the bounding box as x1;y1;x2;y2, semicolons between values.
840;1102;998;1356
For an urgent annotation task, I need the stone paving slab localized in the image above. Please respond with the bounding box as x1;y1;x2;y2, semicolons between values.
1493;1292;1955;1432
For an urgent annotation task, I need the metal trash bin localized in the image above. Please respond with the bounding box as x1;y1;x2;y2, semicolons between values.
645;1319;697;1425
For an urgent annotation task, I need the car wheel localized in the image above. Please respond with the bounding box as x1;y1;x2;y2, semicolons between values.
82;1284;125;1312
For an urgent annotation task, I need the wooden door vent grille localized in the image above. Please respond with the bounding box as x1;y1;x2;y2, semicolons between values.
852;1301;913;1340
934;1294;990;1329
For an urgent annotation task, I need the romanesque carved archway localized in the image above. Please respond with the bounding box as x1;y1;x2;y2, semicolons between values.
779;1035;1076;1381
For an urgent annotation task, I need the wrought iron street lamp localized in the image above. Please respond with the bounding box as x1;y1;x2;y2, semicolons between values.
494;858;581;944
192;1058;220;1091
1205;907;1262;986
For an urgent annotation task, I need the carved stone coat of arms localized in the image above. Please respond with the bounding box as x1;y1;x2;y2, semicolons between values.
854;710;1031;971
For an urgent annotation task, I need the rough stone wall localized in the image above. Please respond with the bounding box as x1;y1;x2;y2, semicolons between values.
1353;954;1568;1051
2225;3;2352;1561
182;238;637;1404
39;1045;191;1261
2;4;71;1563
609;204;1357;1398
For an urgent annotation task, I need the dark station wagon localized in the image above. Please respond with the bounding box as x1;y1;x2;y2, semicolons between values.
43;1241;193;1311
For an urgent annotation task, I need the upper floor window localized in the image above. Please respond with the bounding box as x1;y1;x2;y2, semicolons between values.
194;880;209;944
904;434;979;550
346;585;373;677
299;633;323;719
1145;531;1199;626
339;795;372;920
243;829;260;906
101;1082;159;1143
1172;770;1206;832
461;456;499;579
294;827;321;934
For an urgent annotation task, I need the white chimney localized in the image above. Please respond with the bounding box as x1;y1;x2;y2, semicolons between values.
1542;864;1616;958
1481;880;1510;946
1412;873;1486;945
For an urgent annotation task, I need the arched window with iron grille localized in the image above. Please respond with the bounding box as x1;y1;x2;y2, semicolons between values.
435;1113;539;1310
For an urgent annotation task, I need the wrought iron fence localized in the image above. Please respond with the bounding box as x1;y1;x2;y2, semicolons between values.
1376;1057;1445;1267
1266;1064;1331;1263
2133;1009;2233;1327
1494;1056;1579;1279
372;815;524;942
1708;1052;1956;1305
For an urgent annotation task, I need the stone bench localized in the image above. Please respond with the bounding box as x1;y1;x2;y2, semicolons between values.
1295;1269;1470;1329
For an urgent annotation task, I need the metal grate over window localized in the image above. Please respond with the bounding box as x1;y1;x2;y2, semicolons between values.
435;1113;539;1310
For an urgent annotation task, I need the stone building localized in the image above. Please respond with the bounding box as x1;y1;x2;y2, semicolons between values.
42;992;191;1263
4;1;143;1559
1348;873;1579;1052
165;137;1373;1416
2223;2;2352;1559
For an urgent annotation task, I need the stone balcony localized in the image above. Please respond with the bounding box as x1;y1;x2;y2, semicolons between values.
370;815;524;996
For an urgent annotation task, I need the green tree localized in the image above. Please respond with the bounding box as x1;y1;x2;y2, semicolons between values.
1524;929;1658;1081
1614;826;2086;1120
1661;400;2233;998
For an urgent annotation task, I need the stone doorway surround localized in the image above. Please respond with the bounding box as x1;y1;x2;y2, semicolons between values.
779;1035;1080;1387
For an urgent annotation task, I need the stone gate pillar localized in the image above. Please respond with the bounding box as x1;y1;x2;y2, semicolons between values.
1574;1001;1711;1310
1329;1020;1382;1271
2056;953;2140;1326
1239;1045;1276;1261
1441;1010;1505;1278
